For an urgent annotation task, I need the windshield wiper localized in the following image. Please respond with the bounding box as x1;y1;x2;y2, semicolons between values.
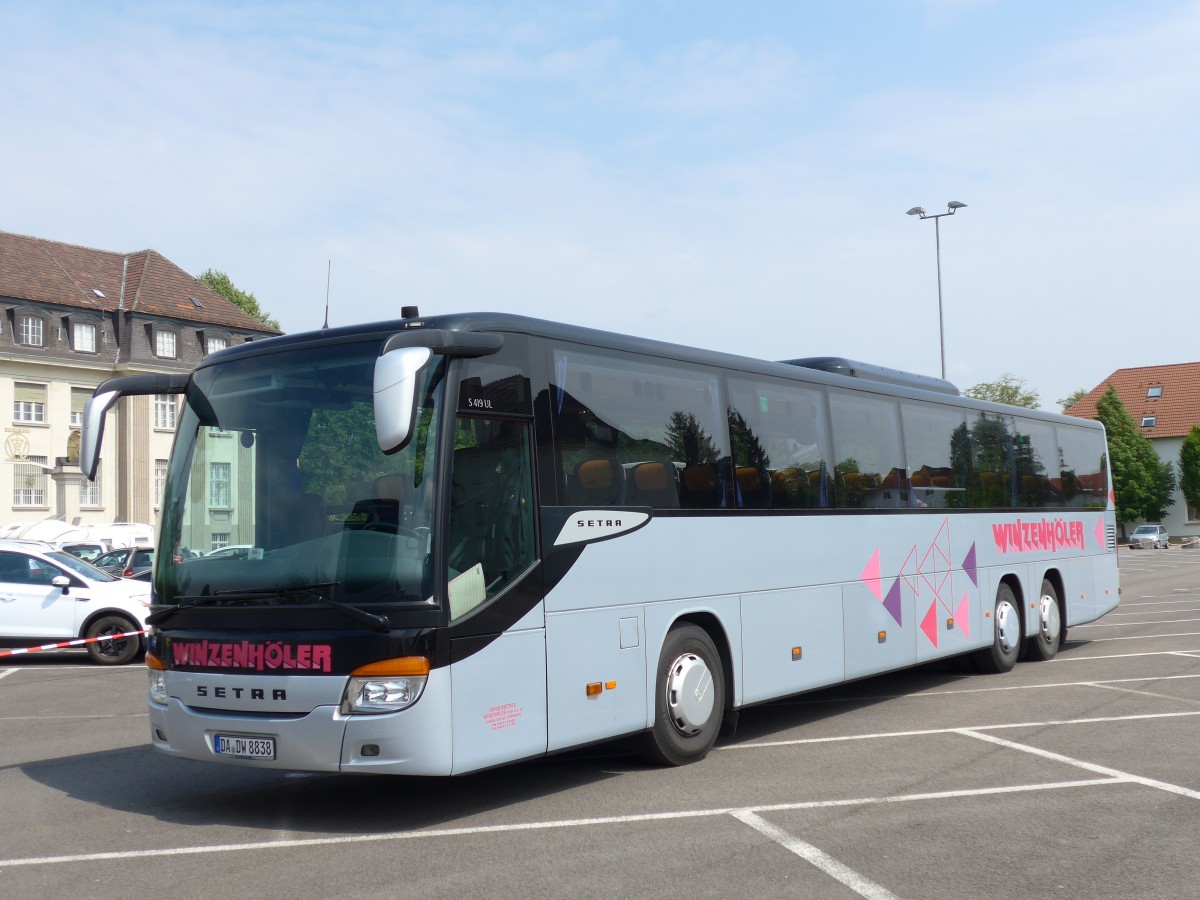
215;582;391;632
146;594;274;626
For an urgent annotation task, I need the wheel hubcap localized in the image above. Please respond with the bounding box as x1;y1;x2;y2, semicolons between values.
666;652;714;736
1038;594;1061;644
996;600;1019;655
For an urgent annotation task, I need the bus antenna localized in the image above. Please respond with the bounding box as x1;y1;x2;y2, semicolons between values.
322;260;331;329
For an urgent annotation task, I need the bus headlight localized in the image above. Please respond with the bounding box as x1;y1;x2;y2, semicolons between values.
146;652;169;705
340;656;430;715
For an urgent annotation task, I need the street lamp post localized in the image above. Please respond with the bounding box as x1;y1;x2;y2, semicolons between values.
906;201;967;380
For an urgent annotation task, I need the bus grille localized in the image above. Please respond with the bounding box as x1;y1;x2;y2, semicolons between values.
1107;525;1117;552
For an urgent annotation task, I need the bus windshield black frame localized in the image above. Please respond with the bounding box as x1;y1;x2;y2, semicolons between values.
155;338;448;611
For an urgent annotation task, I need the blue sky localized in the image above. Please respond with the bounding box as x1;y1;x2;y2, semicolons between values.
4;1;1199;411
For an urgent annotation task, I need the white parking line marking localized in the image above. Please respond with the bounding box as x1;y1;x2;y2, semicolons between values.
959;729;1200;800
1074;630;1200;642
0;669;17;682
1086;682;1200;703
1074;617;1200;628
722;710;1200;750
0;777;1123;870
731;809;901;900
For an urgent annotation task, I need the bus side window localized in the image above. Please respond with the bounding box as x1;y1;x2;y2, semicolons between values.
446;417;536;621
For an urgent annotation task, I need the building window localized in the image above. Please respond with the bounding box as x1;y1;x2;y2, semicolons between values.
210;462;231;507
70;387;92;428
155;329;177;358
73;322;97;353
80;471;101;508
1147;385;1163;398
13;383;46;423
13;456;48;507
211;532;231;551
154;394;177;430
207;335;228;355
154;459;168;507
18;315;44;347
1141;415;1157;428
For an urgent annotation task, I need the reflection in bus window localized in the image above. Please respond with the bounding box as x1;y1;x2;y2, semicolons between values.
447;417;535;620
828;389;905;509
727;376;833;509
551;348;728;509
901;402;968;509
1056;426;1109;508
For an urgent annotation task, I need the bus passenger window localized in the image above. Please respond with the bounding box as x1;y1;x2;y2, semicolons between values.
727;376;832;510
446;417;535;621
551;348;728;509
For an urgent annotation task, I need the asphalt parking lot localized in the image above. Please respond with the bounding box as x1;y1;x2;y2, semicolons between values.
3;550;1199;899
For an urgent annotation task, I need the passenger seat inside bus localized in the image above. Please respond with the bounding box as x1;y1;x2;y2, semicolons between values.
626;461;679;508
568;458;625;506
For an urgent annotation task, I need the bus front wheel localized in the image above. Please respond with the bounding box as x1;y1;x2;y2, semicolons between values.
973;583;1021;674
638;624;726;766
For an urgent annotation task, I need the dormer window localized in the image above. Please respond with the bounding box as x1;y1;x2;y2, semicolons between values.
155;329;177;358
18;314;44;347
1141;415;1157;428
207;335;228;355
1147;385;1163;398
73;322;97;353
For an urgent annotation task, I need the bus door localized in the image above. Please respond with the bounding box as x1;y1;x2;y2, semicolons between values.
445;415;546;774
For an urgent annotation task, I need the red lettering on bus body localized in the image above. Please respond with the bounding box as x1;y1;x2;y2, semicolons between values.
168;640;332;672
993;516;1087;554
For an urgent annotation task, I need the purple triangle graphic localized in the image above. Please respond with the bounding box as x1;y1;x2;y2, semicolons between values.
962;543;978;586
883;578;903;625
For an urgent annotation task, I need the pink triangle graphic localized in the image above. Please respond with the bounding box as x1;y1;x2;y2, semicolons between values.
954;593;971;639
883;579;903;625
920;601;939;648
861;549;882;601
1094;518;1106;549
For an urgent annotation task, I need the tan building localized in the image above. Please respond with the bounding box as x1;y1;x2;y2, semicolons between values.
1;230;279;539
1067;362;1200;539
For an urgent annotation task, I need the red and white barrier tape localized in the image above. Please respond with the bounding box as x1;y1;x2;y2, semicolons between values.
0;629;146;659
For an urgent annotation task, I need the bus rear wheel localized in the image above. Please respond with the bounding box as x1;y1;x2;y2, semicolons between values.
638;624;726;766
973;583;1021;674
1023;579;1063;662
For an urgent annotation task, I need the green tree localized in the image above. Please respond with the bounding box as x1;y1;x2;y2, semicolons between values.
1094;385;1175;526
1179;425;1200;514
197;268;281;330
963;374;1040;408
1058;388;1088;412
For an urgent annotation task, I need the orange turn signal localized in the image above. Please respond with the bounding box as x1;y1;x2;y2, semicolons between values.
352;656;431;677
586;682;603;697
146;652;166;671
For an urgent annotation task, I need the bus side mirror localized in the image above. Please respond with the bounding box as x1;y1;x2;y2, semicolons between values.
374;346;432;454
80;389;122;481
80;373;190;481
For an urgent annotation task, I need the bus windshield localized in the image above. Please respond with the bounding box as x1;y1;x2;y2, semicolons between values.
156;339;447;608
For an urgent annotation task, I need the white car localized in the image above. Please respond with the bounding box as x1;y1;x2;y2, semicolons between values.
1128;524;1170;550
0;540;151;665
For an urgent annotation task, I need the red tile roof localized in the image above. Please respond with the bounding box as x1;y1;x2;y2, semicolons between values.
0;230;279;334
1066;363;1200;439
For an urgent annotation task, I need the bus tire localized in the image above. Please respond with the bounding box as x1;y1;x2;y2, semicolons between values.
638;624;725;766
84;615;142;666
1023;579;1063;662
973;583;1021;674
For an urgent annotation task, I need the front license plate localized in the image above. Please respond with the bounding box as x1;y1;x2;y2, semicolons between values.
214;734;276;760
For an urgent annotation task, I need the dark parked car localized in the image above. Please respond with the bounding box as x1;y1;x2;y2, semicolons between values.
92;546;155;577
